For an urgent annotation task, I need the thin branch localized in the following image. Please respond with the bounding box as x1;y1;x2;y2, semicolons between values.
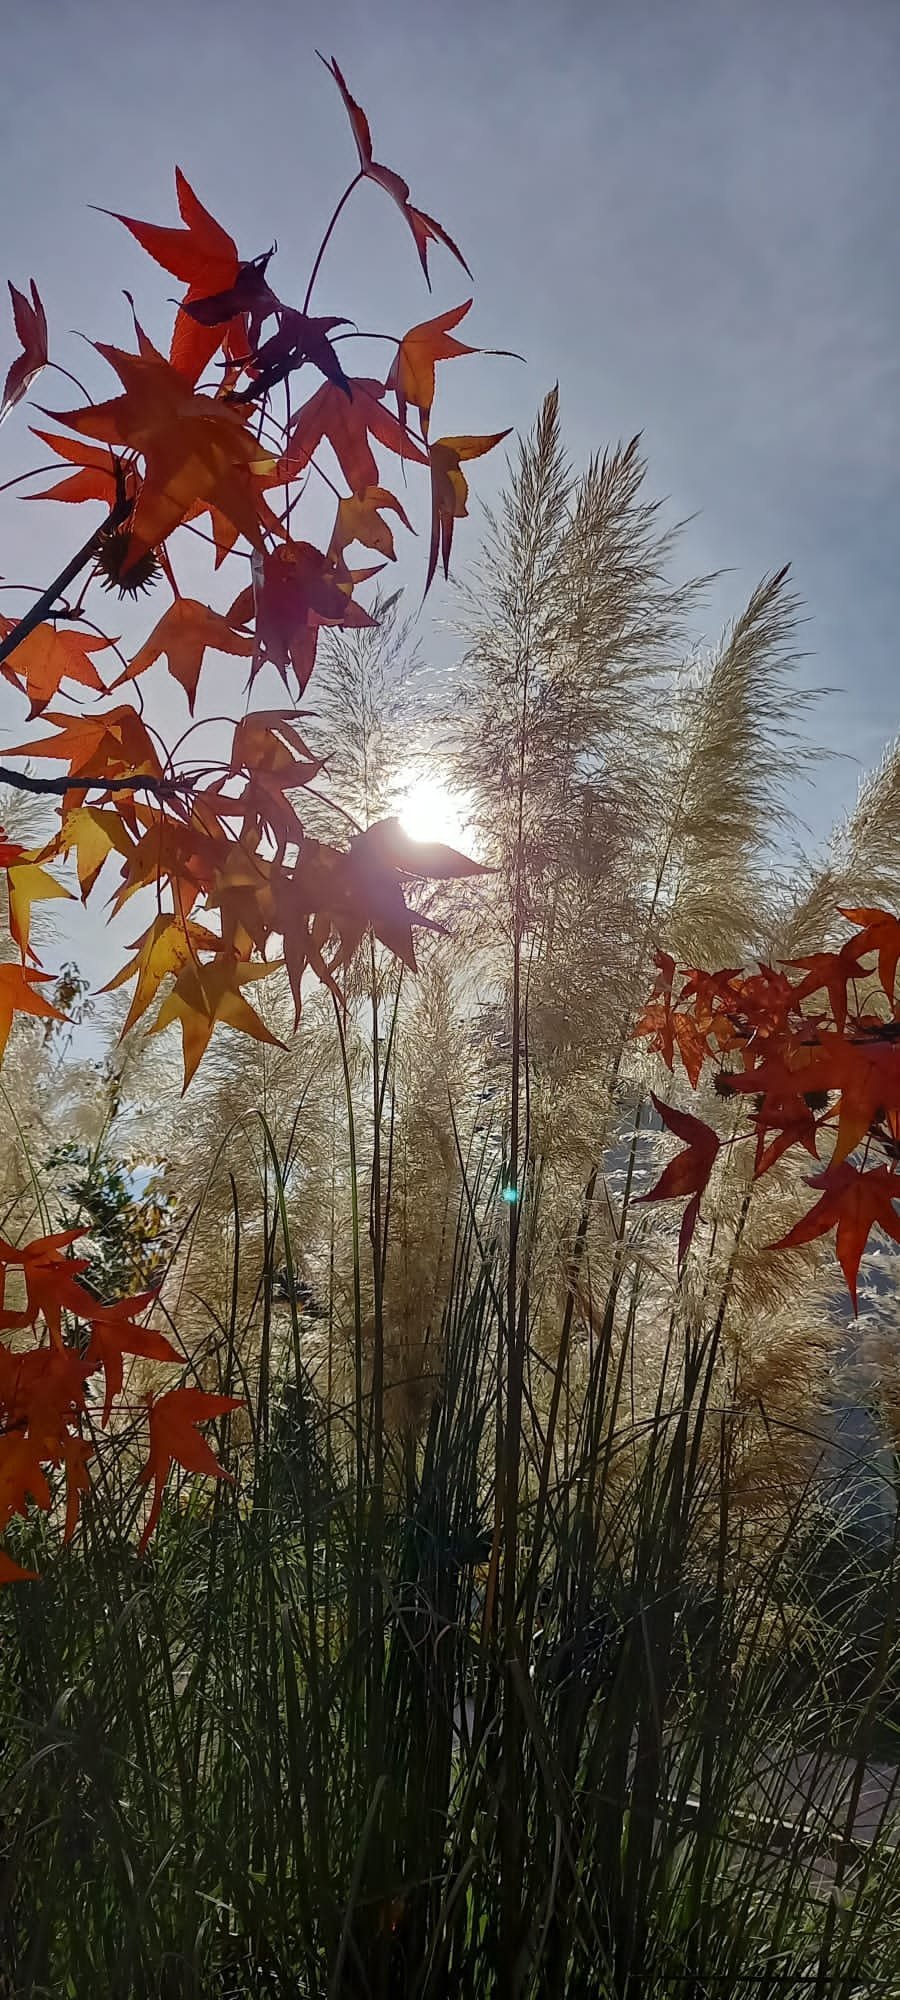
302;172;364;313
0;766;195;800
0;492;130;671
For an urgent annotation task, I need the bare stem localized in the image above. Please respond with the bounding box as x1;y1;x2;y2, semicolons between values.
302;173;364;313
0;494;130;672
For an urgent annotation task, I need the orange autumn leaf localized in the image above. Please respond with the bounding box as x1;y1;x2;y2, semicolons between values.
0;1342;91;1445
102;912;219;1035
26;429;123;505
138;1386;242;1553
39;803;135;900
115;595;254;712
839;907;900;1006
781;946;867;1033
280;375;426;495
774;1161;900;1311
386;300;479;440
0;1433;52;1532
85;1293;178;1425
728;1035;900;1169
321;55;471;285
49;347;281;576
0;1228;94;1346
0;963;67;1058
5;701;163;783
6;857;72;962
107;807;218;919
105;168;240;385
0;279;47;427
5;703;164;835
634;1094;721;1269
426;431;510;595
147;950;284;1090
329;486;413;563
0;615;112;718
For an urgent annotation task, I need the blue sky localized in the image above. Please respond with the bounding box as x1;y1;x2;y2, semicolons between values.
1;0;898;975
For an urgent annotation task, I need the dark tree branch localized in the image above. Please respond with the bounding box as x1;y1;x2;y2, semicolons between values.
0;492;131;671
0;766;194;800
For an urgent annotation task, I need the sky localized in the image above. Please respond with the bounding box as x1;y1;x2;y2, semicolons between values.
1;0;898;975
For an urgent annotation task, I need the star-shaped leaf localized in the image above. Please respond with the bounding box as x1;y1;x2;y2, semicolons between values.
0;964;67;1059
148;951;284;1090
774;1161;900;1310
1;279;47;426
426;432;510;595
634;1094;721;1269
48;347;282;576
115;595;253;713
321;55;471;285
0;616;112;718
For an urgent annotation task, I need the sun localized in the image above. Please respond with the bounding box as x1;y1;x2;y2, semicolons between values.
395;767;476;853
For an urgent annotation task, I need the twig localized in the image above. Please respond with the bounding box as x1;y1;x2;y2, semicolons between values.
0;493;130;671
0;767;194;800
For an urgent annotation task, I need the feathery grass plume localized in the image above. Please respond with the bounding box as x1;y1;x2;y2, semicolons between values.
651;565;818;968
778;734;900;957
367;952;471;1436
451;395;697;982
304;590;424;836
147;973;340;1399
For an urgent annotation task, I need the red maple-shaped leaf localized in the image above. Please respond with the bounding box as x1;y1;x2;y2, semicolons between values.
774;1160;900;1310
49;348;281;576
749;1092;824;1177
138;1387;242;1553
386;301;479;441
0;963;67;1059
0;616;112;718
727;1035;900;1168
230;541;377;694
632;952;713;1088
106;169;241;384
280;376;426;494
25;429;123;505
782;947;867;1032
426;432;510;594
0;1432;52;1538
321;55;471;285
276;817;487;1020
0;280;47;426
0;1341;90;1445
114;596;254;713
839;907;900;1006
634;1094;721;1269
0;1229;94;1345
85;1292;179;1424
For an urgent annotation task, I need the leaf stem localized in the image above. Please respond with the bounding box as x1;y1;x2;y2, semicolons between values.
302;173;364;313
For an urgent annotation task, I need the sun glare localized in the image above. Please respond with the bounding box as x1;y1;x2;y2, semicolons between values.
395;768;476;854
